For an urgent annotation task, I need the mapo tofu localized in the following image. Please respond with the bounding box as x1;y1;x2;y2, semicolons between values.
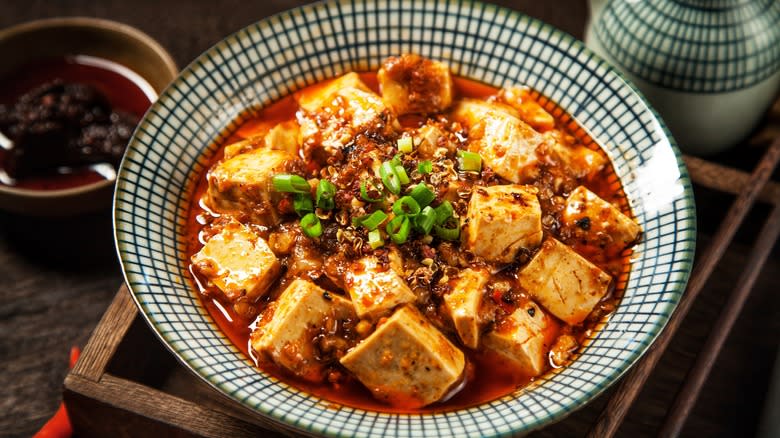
186;54;641;412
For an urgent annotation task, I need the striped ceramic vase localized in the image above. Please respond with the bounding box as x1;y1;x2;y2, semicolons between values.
585;0;780;155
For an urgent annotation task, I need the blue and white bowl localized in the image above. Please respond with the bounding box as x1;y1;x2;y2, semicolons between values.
114;1;696;436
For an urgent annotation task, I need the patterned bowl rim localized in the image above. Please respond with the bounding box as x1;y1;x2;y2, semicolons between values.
114;0;696;436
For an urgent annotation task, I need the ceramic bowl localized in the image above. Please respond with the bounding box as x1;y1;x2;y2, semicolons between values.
0;17;177;217
114;1;696;436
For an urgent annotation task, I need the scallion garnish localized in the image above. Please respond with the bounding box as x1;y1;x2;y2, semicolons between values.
418;160;433;174
360;181;384;203
315;179;336;210
357;210;388;231
368;229;384;249
380;161;401;195
293;193;313;216
300;213;322;238
395;165;410;185
415;206;436;235
434;217;460;241
272;174;310;194
397;136;413;153
392;196;421;217
386;214;411;244
409;183;436;208
434;200;454;225
457;150;482;172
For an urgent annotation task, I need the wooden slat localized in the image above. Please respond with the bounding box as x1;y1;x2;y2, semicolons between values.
71;284;137;381
587;137;780;438
65;373;293;438
659;199;780;437
684;155;780;204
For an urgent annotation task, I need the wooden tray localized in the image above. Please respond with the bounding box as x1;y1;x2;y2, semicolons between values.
64;134;780;437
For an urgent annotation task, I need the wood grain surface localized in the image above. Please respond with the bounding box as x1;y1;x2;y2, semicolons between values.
1;1;778;437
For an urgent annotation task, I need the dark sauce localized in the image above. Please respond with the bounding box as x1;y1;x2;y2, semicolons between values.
0;55;155;190
184;73;633;413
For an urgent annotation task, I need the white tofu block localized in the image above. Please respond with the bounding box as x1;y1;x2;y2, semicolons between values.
205;148;293;222
452;99;543;183
415;122;446;159
464;184;543;264
519;238;612;324
191;219;280;302
497;86;555;132
263;120;301;155
296;72;371;113
343;253;416;318
340;305;465;408
483;300;554;376
542;133;607;180
443;268;489;349
562;186;641;249
378;54;454;116
296;73;394;155
251;279;355;382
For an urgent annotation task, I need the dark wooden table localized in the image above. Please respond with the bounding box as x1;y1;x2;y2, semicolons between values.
1;1;778;437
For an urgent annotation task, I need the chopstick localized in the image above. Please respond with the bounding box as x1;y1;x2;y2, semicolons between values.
586;137;780;438
659;198;780;437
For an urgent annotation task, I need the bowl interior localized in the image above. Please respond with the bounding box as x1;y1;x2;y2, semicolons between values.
114;1;696;436
0;17;177;216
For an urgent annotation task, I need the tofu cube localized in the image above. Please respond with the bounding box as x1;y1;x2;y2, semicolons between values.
296;73;395;156
262;120;301;155
251;279;355;382
464;184;543;264
443;268;489;349
483;300;554;377
415;122;447;159
340;305;465;408
343;253;416;318
296;72;371;113
378;54;454;116
542;132;607;180
562;186;641;250
205;148;293;224
497;86;555;132
452;99;543;183
191;219;280;302
518;238;612;324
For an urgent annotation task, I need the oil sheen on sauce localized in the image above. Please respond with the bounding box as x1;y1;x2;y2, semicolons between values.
184;73;633;413
0;55;155;190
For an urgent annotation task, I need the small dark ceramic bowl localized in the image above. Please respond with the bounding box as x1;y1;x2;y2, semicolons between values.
0;17;177;217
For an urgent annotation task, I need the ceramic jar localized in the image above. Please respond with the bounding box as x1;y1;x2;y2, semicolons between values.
585;0;780;155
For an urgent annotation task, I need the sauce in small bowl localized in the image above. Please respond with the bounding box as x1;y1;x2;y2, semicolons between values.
0;55;155;190
0;17;177;217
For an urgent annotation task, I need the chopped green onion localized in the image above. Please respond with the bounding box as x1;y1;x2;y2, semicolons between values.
415;206;436;235
457;150;482;172
395;165;410;184
386;215;411;244
293;193;313;216
418;160;433;174
380;161;401;195
315;179;336;210
368;229;384;249
300;213;322;238
392;196;421;217
358;210;388;231
397;136;413;153
435;217;460;241
434;200;454;225
409;183;436;208
272;174;310;193
360;181;384;203
391;154;403;167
